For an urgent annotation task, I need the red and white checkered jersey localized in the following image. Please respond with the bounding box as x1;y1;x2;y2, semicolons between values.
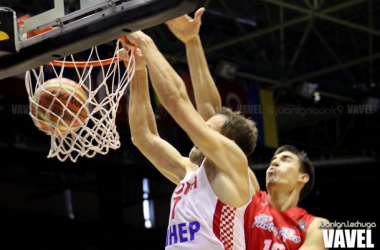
165;163;250;249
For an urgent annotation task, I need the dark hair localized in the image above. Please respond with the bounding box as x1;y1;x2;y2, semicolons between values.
274;145;315;202
215;107;258;156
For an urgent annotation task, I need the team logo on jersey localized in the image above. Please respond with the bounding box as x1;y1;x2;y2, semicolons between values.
171;175;198;219
298;219;306;231
252;214;301;243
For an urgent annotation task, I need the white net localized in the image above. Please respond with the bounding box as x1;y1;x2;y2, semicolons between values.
25;41;135;162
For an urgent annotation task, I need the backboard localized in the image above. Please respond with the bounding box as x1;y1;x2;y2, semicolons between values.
0;0;198;80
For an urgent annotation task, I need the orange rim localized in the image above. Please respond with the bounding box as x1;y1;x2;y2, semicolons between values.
49;57;122;68
49;37;136;68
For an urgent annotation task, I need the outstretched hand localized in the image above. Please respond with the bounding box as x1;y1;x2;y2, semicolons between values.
166;7;205;44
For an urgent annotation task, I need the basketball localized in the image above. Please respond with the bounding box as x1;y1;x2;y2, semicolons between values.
30;78;88;135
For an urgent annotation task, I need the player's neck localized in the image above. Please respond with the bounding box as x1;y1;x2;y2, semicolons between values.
267;188;299;211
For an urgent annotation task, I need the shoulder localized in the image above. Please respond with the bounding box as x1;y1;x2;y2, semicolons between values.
169;158;198;185
299;217;330;250
317;217;330;224
181;158;199;178
247;191;267;209
309;217;330;230
251;190;266;200
184;158;199;174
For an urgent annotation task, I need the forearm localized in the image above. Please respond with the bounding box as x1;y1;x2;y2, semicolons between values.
138;38;188;112
129;69;158;138
186;36;221;120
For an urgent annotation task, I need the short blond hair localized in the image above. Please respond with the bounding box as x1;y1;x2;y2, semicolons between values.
215;107;258;156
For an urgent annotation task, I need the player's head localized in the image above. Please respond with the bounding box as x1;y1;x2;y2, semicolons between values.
266;145;315;202
189;107;258;164
215;107;258;156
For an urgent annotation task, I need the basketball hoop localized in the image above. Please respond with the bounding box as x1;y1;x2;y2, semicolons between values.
25;40;135;162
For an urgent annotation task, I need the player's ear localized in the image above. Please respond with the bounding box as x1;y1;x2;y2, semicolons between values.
298;173;309;184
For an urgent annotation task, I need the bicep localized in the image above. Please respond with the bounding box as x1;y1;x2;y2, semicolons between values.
133;134;196;184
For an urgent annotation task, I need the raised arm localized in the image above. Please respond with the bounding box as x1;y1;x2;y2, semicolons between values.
126;32;250;202
166;8;221;120
122;44;197;185
167;10;260;194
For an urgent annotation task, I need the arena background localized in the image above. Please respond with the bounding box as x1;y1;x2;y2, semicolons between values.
1;0;379;249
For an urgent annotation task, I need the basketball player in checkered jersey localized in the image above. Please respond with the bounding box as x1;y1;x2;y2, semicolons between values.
164;7;331;250
122;21;258;250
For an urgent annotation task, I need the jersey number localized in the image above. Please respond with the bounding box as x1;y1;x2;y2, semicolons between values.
171;196;182;219
263;239;285;250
